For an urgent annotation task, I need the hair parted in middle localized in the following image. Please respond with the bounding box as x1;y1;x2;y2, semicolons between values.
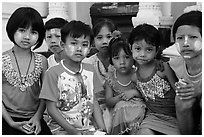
108;37;132;65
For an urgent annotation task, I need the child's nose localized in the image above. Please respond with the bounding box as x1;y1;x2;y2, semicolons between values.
24;32;31;39
140;50;145;57
183;36;190;47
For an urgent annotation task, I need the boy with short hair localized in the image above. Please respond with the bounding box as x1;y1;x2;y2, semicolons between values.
44;18;68;68
40;20;106;135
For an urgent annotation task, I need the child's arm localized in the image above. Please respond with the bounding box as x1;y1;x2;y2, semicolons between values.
93;97;106;131
2;104;31;134
163;62;178;90
27;55;48;134
46;100;81;135
28;99;46;134
105;81;122;108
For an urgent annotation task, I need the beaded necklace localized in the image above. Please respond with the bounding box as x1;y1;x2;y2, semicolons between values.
12;48;32;91
114;70;132;87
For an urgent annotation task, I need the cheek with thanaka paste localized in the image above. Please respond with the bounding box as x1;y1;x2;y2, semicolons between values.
68;45;75;56
194;40;202;52
64;45;75;56
82;48;89;56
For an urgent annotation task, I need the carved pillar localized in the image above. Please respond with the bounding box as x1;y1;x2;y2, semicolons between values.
132;2;173;28
46;2;70;21
132;2;174;48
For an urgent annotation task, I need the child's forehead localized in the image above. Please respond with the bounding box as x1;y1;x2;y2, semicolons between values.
177;25;201;34
133;39;153;47
46;28;61;34
67;35;90;42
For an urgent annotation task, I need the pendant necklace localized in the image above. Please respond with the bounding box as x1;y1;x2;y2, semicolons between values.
12;48;32;91
114;70;132;87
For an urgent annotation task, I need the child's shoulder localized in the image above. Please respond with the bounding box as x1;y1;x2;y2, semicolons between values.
82;62;95;72
168;56;184;69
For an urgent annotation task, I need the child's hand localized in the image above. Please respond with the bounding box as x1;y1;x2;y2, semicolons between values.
175;79;195;100
28;116;41;135
120;89;137;101
11;121;33;134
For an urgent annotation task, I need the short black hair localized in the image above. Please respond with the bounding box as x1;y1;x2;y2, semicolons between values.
128;23;160;51
61;20;94;44
45;18;68;30
172;11;202;40
109;37;132;65
6;7;45;50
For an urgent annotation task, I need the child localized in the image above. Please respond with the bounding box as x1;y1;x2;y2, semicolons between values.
39;20;106;135
2;7;51;135
45;17;68;68
129;23;180;135
169;10;202;135
105;37;146;135
82;18;120;132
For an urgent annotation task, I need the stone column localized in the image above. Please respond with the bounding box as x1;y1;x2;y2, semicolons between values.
46;2;70;21
132;2;173;28
132;2;174;48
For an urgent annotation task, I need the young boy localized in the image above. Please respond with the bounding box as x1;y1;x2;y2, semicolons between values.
169;11;202;135
44;18;68;68
40;20;106;135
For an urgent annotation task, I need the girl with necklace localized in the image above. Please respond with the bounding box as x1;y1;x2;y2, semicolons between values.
2;7;51;135
105;37;146;135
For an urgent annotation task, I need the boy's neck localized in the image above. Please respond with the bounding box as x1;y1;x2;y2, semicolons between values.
185;54;202;75
63;58;81;73
54;51;63;63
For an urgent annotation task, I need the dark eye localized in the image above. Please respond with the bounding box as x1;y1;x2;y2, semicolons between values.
56;34;61;38
82;43;89;47
71;41;77;45
18;28;26;32
134;47;140;51
176;36;183;40
96;35;102;40
107;35;113;39
46;35;51;39
147;48;153;52
31;31;38;35
190;36;198;39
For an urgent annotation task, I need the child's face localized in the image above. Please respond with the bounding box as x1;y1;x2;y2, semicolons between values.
131;39;156;65
175;25;202;59
112;49;133;74
63;35;90;63
45;28;63;54
14;26;39;49
94;26;113;53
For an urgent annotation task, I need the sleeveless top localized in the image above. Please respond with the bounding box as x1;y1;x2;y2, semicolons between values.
2;50;43;118
106;69;138;96
136;61;176;117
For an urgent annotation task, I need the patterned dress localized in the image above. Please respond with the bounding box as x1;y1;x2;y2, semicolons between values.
106;69;146;135
2;49;52;135
136;61;180;135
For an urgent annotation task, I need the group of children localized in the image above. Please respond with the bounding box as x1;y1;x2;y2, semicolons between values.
2;6;202;135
